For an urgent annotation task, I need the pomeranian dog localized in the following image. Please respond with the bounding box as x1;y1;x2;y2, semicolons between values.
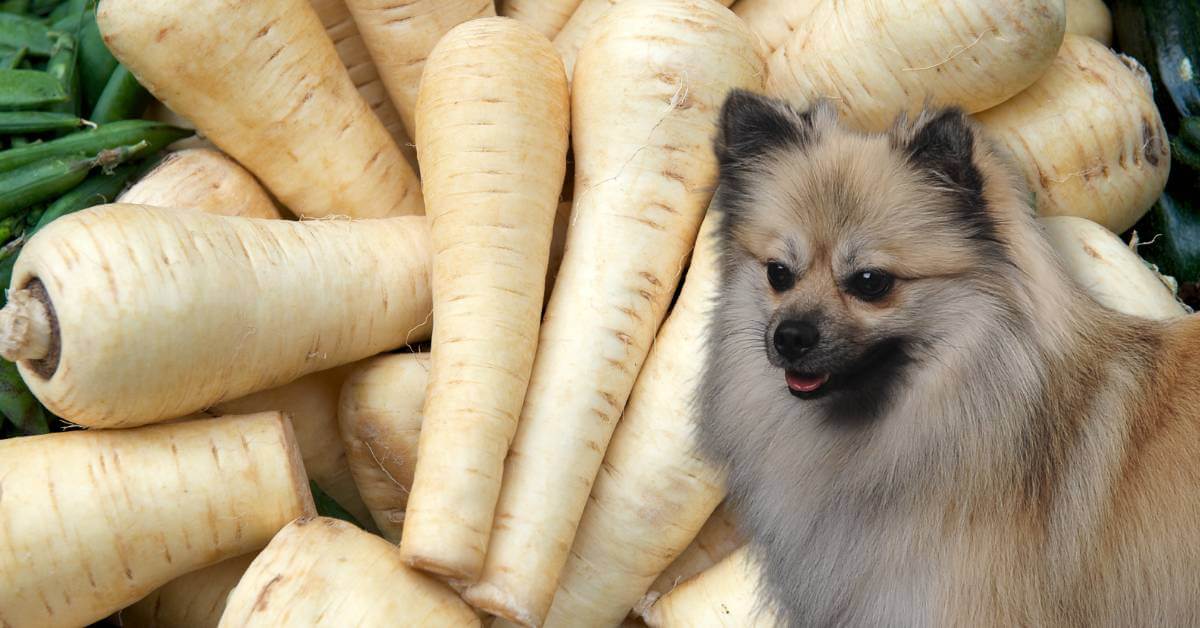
697;90;1200;627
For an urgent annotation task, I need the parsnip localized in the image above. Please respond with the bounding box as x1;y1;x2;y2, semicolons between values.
975;34;1169;234
97;0;423;218
545;212;726;627
0;412;313;628
766;0;1066;131
338;352;430;542
1041;216;1187;320
344;0;495;138
219;517;480;627
308;0;419;170
118;148;283;219
731;0;821;53
0;204;432;428
122;553;257;628
642;501;745;610
462;3;763;624
500;0;582;39
553;0;736;84
203;365;373;527
641;547;778;628
1066;0;1111;45
401;16;569;583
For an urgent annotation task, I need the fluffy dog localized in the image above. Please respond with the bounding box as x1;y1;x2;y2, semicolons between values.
697;90;1200;627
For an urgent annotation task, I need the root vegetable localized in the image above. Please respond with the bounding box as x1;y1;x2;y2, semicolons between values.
0;204;432;428
218;517;480;627
121;553;257;628
117;148;283;219
545;212;727;627
97;0;423;218
553;0;737;85
731;0;821;53
765;0;1066;131
641;547;777;628
308;0;418;170
400;16;569;583
338;352;430;543
499;0;582;39
343;0;495;138
202;365;373;529
1066;0;1111;44
1040;216;1187;319
462;2;763;624
0;412;314;628
641;501;745;611
975;34;1169;233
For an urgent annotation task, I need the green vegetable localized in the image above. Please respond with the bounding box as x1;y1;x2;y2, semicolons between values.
0;68;67;110
0;153;92;216
48;0;88;32
309;480;366;529
1141;192;1200;283
0;111;86;133
0;45;25;69
0;0;32;15
0;13;52;56
33;159;141;232
90;64;149;124
0;359;47;435
0;119;189;170
77;9;115;112
1182;116;1200;149
1114;0;1200;120
45;32;79;115
1173;136;1200;171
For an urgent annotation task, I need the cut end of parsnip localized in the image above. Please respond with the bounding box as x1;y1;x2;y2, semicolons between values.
0;285;53;363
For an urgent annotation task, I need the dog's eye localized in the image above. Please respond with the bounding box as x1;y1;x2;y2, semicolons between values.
766;261;794;292
848;270;893;301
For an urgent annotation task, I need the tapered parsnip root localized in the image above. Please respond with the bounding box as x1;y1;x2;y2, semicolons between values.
545;212;727;627
0;204;432;427
338;352;431;542
499;0;582;39
0;412;314;628
975;35;1169;233
1066;0;1111;44
344;0;495;138
641;547;778;628
117;148;283;218
122;553;258;628
553;0;737;84
201;365;373;527
731;0;821;53
463;3;763;625
766;0;1066;131
218;517;480;627
1040;216;1186;319
401;16;569;583
308;0;418;170
98;0;423;218
641;501;745;613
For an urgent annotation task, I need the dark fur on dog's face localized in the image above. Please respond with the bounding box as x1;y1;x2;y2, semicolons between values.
703;91;1016;426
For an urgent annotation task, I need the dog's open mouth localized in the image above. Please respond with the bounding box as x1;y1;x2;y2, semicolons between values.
785;371;831;398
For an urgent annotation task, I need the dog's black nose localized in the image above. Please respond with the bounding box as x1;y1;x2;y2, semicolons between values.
774;320;819;359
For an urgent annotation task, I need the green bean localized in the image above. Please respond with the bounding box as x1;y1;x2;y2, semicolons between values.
0;111;85;134
0;0;32;14
0;119;189;170
29;0;57;16
0;68;66;110
45;32;78;114
0;358;47;435
0;153;91;216
33;159;141;232
0;45;25;69
77;9;114;112
1181;117;1200;151
8;135;28;147
90;64;149;123
0;13;51;56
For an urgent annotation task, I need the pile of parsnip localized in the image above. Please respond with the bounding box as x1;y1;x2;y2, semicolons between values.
0;0;1187;627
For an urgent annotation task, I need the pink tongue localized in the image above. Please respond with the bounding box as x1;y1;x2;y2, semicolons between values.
786;371;830;393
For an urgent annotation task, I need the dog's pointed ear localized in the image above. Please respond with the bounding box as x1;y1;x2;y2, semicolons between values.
894;107;983;194
715;90;817;170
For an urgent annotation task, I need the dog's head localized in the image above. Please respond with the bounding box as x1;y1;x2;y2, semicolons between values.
707;91;1025;424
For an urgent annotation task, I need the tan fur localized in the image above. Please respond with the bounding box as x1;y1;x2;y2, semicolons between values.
699;92;1200;626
